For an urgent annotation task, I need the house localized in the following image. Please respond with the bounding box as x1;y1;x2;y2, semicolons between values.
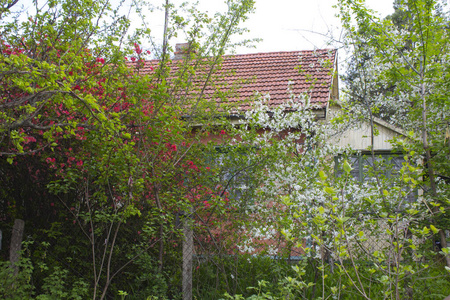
140;44;407;258
141;43;404;153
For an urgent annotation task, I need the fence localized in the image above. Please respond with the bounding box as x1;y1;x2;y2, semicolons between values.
0;209;443;300
179;210;443;299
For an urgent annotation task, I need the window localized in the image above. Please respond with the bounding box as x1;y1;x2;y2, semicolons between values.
335;152;417;204
212;146;259;210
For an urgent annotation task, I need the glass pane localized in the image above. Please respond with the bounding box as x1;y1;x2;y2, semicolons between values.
349;156;360;181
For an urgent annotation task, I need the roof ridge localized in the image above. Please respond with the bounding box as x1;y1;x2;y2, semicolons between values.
221;48;336;58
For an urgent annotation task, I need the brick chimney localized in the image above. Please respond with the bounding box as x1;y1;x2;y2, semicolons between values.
173;42;195;60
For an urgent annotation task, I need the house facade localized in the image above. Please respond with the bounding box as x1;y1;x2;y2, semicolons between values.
142;44;406;258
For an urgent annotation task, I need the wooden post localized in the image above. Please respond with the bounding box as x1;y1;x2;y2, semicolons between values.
182;209;193;300
9;219;25;276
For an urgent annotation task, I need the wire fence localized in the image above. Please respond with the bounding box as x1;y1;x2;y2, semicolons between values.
178;212;442;299
0;210;442;300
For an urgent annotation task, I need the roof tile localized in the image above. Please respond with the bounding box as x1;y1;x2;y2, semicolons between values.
140;49;337;111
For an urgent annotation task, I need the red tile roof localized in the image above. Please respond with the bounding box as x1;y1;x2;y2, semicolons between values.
139;49;337;112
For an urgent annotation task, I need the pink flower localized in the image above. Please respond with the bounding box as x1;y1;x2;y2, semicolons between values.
134;43;142;55
46;157;56;163
220;130;226;135
76;160;83;166
25;136;36;143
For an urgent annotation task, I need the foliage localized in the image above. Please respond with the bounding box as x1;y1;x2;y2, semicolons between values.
0;241;89;300
338;0;450;266
193;255;296;299
0;0;256;298
222;261;450;299
2;0;450;299
217;30;450;298
0;254;34;299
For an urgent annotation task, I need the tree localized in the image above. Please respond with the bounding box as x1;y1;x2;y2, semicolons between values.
0;0;256;298
338;0;450;267
220;1;450;299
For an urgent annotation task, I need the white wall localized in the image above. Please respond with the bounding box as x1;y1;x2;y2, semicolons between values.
326;105;404;151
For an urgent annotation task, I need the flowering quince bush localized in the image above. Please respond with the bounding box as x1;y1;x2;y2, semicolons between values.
0;0;258;299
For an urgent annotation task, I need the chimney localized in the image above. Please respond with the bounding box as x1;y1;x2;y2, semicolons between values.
173;42;195;60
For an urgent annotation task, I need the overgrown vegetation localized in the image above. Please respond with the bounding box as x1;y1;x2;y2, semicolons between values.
1;0;450;299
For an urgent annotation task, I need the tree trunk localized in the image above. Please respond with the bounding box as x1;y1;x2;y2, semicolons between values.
420;77;450;267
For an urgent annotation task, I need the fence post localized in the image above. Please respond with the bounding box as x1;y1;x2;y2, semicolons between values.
182;208;193;300
9;219;25;276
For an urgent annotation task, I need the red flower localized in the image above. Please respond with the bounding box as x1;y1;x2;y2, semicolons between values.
220;130;226;135
25;136;36;143
134;43;142;55
46;157;56;163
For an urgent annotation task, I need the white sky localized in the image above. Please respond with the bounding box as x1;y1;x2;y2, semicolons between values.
14;0;394;54
172;0;395;54
236;0;394;53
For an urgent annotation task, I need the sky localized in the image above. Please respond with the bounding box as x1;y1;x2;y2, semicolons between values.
14;0;395;54
235;0;394;53
174;0;395;54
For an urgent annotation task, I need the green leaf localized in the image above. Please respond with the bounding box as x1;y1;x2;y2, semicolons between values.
343;159;353;174
430;225;439;234
324;186;335;195
422;227;430;235
319;170;327;181
318;206;325;215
